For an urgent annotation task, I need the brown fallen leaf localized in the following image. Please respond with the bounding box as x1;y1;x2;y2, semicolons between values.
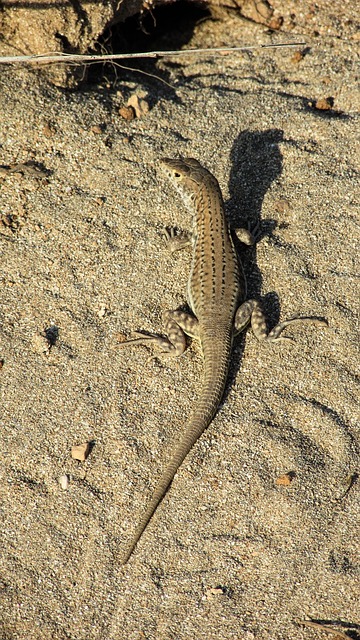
291;50;304;63
275;471;296;486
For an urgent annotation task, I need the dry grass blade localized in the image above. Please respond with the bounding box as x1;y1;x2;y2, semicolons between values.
299;620;351;639
0;42;306;66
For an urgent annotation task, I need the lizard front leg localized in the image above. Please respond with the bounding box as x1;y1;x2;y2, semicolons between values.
163;227;193;253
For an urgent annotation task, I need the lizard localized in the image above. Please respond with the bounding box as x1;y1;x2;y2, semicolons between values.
118;157;326;564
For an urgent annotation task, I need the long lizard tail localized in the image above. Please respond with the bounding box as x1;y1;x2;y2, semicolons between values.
119;340;231;564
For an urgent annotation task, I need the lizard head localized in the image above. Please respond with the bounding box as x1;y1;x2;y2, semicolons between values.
160;157;219;206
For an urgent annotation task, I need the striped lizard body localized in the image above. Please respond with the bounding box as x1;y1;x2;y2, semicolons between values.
119;157;326;564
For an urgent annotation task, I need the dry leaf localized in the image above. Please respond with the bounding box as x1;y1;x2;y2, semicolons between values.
275;471;296;486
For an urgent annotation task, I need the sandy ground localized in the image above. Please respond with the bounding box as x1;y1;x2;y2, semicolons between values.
0;3;359;639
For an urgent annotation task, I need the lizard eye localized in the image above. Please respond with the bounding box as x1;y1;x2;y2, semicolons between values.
174;172;181;179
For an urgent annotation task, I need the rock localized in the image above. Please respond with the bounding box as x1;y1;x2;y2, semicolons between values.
314;97;334;110
119;105;136;121
31;333;51;356
71;442;91;462
127;94;150;118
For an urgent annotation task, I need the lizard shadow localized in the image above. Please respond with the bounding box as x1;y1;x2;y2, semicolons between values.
223;128;285;397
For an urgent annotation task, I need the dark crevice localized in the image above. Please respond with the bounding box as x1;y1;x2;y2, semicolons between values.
86;0;211;86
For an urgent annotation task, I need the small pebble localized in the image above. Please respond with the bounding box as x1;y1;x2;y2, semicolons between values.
90;125;103;134
71;441;91;461
291;50;304;63
31;333;51;355
274;198;291;214
42;122;55;138
119;106;135;121
97;303;107;318
268;16;284;30
59;474;69;489
314;97;334;110
208;587;225;596
127;94;149;118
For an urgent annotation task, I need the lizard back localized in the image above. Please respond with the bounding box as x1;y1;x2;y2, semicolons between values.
161;157;244;330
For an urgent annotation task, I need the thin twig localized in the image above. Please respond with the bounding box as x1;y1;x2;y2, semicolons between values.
0;42;306;66
299;620;350;639
337;472;359;501
110;62;177;89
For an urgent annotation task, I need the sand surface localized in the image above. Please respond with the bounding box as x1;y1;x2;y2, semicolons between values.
1;3;359;639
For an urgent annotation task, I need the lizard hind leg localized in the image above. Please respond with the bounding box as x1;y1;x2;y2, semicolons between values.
234;299;327;343
119;309;199;359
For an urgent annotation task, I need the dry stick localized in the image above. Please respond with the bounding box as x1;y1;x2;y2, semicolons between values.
337;471;359;501
299;620;350;639
0;42;306;66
